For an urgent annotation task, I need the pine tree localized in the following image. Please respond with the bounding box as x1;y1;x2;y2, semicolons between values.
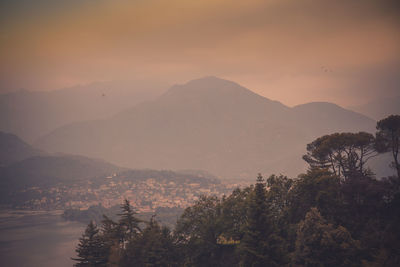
376;115;400;179
99;215;121;266
239;174;285;267
72;221;108;266
118;199;141;244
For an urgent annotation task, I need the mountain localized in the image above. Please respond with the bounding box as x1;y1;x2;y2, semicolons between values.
0;80;166;143
0;131;227;210
0;131;43;166
35;77;376;179
292;102;375;137
0;155;122;192
348;95;400;121
0;131;122;192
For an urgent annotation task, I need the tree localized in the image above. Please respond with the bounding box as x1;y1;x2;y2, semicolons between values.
175;195;228;266
339;174;391;239
287;169;341;225
293;208;361;267
266;174;293;219
220;187;252;242
303;132;377;180
122;216;177;267
118;199;141;244
239;174;285;267
99;215;122;266
265;175;294;253
376;115;400;178
73;221;108;266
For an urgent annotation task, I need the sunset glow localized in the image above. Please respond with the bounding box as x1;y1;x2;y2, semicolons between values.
1;0;399;106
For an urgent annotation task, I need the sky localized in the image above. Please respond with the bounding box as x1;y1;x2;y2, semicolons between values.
0;0;399;106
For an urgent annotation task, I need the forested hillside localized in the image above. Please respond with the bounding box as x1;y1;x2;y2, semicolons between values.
73;115;400;266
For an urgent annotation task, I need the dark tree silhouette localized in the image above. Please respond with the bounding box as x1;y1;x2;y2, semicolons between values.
175;195;227;266
376;115;400;178
239;174;285;267
293;208;361;267
118;199;141;244
122;216;176;267
73;221;108;266
303;132;377;179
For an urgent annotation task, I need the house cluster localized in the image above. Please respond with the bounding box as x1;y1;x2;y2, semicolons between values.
16;175;245;212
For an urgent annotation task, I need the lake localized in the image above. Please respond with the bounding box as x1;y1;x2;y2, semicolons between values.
0;210;85;267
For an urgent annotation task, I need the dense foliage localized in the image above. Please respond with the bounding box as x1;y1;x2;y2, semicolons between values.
74;115;400;266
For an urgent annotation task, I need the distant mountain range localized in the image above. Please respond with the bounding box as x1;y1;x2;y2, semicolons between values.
0;131;223;210
0;131;44;166
0;154;121;191
0;80;166;143
348;95;400;121
0;131;122;191
34;77;380;179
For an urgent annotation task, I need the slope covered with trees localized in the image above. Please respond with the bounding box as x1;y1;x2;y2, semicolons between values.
73;115;400;266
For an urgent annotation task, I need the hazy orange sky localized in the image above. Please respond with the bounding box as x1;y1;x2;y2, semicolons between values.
1;0;399;106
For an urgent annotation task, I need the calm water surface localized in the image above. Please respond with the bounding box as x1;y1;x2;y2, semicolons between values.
0;210;85;267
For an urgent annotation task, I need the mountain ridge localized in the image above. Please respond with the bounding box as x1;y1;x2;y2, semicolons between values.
0;80;166;143
348;95;400;120
0;131;44;166
34;77;377;179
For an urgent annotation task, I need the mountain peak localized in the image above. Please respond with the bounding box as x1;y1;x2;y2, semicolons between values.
153;76;291;115
0;131;43;166
293;101;342;110
185;76;236;86
164;76;253;98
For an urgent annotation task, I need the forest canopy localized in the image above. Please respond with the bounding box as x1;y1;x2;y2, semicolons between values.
74;115;400;267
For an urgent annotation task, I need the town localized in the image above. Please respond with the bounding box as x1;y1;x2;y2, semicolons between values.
15;170;246;213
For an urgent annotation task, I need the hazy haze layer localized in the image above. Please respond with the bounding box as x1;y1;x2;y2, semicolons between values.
1;0;399;107
35;77;378;179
